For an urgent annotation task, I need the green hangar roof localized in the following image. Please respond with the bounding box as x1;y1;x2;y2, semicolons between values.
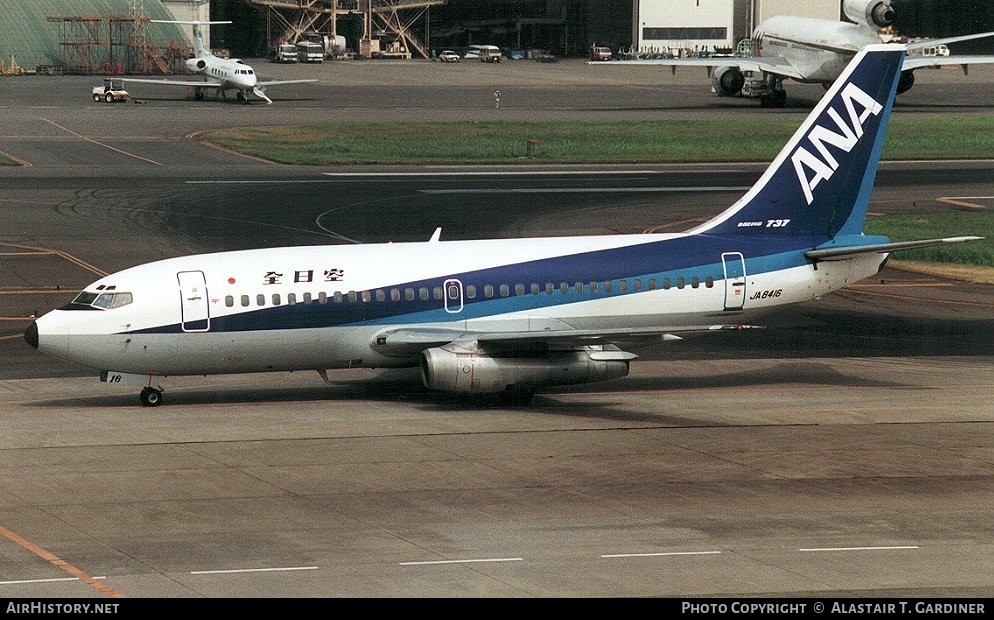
3;1;186;72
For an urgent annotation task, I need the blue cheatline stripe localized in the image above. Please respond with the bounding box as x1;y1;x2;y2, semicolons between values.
126;233;830;335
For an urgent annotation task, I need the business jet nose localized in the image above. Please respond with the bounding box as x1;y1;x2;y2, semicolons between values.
24;321;39;349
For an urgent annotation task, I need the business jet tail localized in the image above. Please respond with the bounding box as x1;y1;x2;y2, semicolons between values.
151;20;232;59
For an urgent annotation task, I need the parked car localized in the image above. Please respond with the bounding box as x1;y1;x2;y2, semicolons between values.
478;45;502;63
590;46;613;61
438;50;461;63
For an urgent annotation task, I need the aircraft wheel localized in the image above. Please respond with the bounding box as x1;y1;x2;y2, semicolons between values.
775;90;787;107
139;387;163;407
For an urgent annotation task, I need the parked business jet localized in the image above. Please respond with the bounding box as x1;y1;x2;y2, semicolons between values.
25;44;980;406
598;0;994;107
124;20;316;104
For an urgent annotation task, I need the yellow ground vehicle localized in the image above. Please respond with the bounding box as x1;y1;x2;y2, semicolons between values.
92;78;130;103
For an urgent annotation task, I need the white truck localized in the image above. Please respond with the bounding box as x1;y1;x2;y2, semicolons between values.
296;40;324;63
272;43;298;63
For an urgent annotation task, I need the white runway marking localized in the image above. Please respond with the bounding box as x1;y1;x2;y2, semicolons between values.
190;566;319;575
421;186;750;194
399;557;524;566
799;546;919;552
601;550;722;558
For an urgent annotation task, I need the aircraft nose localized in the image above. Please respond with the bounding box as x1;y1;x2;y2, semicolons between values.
24;321;38;349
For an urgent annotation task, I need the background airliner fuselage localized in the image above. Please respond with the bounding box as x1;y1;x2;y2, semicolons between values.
599;0;994;107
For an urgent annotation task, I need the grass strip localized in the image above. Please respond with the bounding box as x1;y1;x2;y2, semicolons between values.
202;117;994;165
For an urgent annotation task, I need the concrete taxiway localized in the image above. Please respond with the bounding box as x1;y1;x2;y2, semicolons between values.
0;58;992;598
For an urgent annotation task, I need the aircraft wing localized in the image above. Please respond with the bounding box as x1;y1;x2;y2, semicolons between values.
906;31;994;51
590;57;807;80
121;78;222;88
902;31;994;70
257;79;318;87
371;324;761;358
903;54;994;71
122;78;317;87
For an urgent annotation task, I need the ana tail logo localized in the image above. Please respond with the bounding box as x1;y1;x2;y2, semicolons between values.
791;82;884;204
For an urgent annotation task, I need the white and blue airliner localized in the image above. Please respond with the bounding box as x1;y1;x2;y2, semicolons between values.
25;45;979;406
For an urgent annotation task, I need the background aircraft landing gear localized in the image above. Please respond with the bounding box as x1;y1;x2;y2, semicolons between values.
139;387;163;407
760;89;787;108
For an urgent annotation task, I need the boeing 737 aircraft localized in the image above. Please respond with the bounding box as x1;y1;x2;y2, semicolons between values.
124;20;316;104
598;0;994;107
25;44;980;406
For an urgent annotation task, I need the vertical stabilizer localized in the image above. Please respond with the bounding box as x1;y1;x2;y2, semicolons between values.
692;44;905;239
151;20;231;59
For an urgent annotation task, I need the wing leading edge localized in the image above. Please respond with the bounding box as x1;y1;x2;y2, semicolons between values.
371;324;763;359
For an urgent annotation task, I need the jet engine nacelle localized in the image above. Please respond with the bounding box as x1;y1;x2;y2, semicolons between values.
843;0;895;29
187;58;207;72
419;346;633;394
710;65;745;97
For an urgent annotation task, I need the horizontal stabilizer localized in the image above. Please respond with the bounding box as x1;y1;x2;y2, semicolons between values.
805;236;983;260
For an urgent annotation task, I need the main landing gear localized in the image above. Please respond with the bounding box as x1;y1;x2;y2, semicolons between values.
139;386;163;407
760;88;787;108
758;75;787;108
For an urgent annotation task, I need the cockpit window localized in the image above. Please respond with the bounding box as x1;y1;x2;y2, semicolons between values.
110;292;133;308
68;290;133;310
71;291;99;306
92;293;114;309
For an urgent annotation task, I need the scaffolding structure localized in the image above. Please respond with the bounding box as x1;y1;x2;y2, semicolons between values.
248;0;445;59
46;15;190;75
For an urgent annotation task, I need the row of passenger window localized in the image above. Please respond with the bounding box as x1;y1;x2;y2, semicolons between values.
223;276;716;308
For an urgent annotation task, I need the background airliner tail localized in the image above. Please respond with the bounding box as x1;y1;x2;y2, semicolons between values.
692;44;905;239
